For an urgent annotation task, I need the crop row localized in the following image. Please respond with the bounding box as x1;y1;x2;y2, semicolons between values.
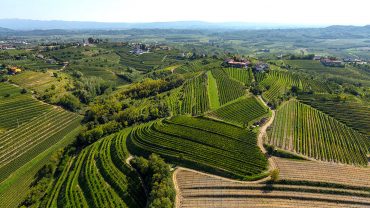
211;69;245;105
179;73;210;115
44;130;145;207
128;116;268;180
268;100;369;166
223;68;254;86
299;94;370;137
207;96;269;127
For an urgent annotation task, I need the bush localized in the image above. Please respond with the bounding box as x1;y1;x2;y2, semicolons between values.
270;169;280;182
57;94;81;112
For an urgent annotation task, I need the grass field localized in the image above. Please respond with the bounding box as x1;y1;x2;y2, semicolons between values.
206;71;220;109
268;100;369;166
207;96;269;127
128;116;268;180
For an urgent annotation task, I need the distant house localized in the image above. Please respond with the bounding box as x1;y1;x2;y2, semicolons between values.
224;59;251;68
343;58;362;63
254;62;269;72
320;59;343;67
313;55;322;60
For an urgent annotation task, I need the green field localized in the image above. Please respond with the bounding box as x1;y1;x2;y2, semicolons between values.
42;129;145;208
224;68;254;85
0;83;53;132
206;70;220;109
299;94;370;137
207;96;269;127
180;73;210;115
128;116;268;180
211;69;246;105
268;100;369;166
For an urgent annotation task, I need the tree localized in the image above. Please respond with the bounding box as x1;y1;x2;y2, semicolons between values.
58;94;81;112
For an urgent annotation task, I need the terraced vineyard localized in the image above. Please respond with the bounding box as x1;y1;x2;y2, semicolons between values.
211;69;245;105
0;107;81;182
175;167;370;208
128;116;268;180
0;83;53;131
299;94;370;137
207;96;269;127
180;73;210;115
223;68;253;85
268;100;369;165
259;71;301;102
43;129;145;208
258;70;329;102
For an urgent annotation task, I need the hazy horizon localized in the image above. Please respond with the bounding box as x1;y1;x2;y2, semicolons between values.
1;0;369;26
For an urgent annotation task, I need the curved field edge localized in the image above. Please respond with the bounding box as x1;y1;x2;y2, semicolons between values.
267;99;369;166
42;129;145;208
127;116;269;181
0;126;82;208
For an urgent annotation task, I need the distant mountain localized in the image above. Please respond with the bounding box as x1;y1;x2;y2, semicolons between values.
0;27;12;32
0;19;319;31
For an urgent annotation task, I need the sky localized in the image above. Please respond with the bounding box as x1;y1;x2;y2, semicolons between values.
0;0;369;25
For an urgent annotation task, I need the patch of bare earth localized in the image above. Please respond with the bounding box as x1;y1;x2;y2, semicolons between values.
175;158;370;208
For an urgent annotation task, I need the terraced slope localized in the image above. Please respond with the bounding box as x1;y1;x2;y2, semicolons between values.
210;69;245;105
128;116;268;180
43;130;145;208
180;73;210;115
224;68;253;85
0;83;52;131
268;100;369;166
299;94;370;137
258;71;329;102
207;96;269;127
275;157;370;187
175;167;370;208
0;108;81;182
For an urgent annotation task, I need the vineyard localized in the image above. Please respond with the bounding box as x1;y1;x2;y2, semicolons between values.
299;94;370;137
43;129;145;208
207;96;269;127
258;70;329;102
223;68;253;85
0;107;81;182
175;167;370;208
128;116;268;180
268;100;369;166
180;73;210;115
210;69;245;105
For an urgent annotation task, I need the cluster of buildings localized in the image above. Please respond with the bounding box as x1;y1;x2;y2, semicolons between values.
223;58;269;72
314;55;367;67
224;58;251;68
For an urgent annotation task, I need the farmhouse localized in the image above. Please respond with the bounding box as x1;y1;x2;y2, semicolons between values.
321;59;343;67
313;55;322;60
224;58;251;68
